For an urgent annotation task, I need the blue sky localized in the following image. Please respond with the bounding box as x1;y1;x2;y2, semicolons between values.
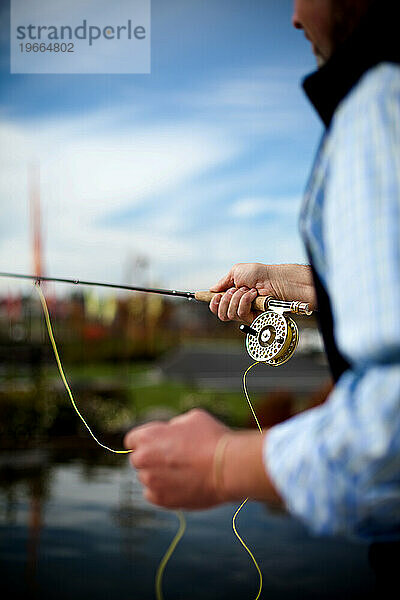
0;0;322;293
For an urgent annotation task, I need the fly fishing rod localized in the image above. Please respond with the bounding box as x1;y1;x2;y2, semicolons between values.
0;271;313;365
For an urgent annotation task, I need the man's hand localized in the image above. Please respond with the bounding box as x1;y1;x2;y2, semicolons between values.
209;263;317;324
124;409;230;509
124;408;282;510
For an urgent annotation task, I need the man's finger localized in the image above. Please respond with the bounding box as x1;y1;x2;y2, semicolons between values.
144;488;167;507
130;449;149;470
209;293;222;316
256;288;272;296
218;288;236;321
237;289;258;323
227;287;249;320
210;271;234;293
124;431;136;450
123;421;164;450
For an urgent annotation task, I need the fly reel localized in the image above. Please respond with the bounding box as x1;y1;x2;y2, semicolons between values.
240;297;313;366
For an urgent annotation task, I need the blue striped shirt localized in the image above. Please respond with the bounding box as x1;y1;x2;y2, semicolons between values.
264;63;400;541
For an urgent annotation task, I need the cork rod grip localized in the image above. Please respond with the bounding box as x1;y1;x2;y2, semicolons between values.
194;291;267;312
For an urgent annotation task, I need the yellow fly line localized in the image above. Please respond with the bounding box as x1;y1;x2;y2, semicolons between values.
35;282;264;600
35;282;131;455
230;361;264;600
155;510;187;600
35;282;184;599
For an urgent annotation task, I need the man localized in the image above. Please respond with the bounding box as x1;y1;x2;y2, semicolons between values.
124;0;400;587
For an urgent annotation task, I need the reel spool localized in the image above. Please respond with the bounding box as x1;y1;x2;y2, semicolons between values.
242;310;298;366
239;296;311;366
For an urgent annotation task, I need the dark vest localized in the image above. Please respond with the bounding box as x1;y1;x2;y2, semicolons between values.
301;0;400;382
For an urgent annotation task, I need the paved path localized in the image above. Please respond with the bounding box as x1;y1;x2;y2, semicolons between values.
159;343;331;393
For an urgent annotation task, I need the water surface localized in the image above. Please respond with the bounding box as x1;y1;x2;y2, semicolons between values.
0;447;375;599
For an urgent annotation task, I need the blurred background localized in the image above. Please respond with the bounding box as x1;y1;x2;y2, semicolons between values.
0;0;375;598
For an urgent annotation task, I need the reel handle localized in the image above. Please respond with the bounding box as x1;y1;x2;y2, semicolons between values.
194;291;313;316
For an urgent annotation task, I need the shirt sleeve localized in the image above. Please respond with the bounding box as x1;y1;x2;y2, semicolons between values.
264;65;400;540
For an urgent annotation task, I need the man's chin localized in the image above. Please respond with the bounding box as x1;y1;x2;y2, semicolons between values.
314;51;327;69
310;43;328;68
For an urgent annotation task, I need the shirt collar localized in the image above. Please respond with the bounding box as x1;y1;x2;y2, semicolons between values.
303;0;400;128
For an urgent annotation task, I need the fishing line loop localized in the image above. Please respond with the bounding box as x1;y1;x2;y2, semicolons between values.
35;283;263;600
35;283;132;455
35;283;184;599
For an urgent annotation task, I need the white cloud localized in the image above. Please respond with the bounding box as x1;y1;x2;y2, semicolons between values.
175;65;315;137
0;64;313;295
230;195;301;219
187;66;299;108
0;108;240;287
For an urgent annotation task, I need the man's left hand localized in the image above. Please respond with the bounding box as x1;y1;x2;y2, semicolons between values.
123;409;230;509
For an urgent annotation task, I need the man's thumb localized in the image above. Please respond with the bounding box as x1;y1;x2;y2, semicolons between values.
210;272;233;292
